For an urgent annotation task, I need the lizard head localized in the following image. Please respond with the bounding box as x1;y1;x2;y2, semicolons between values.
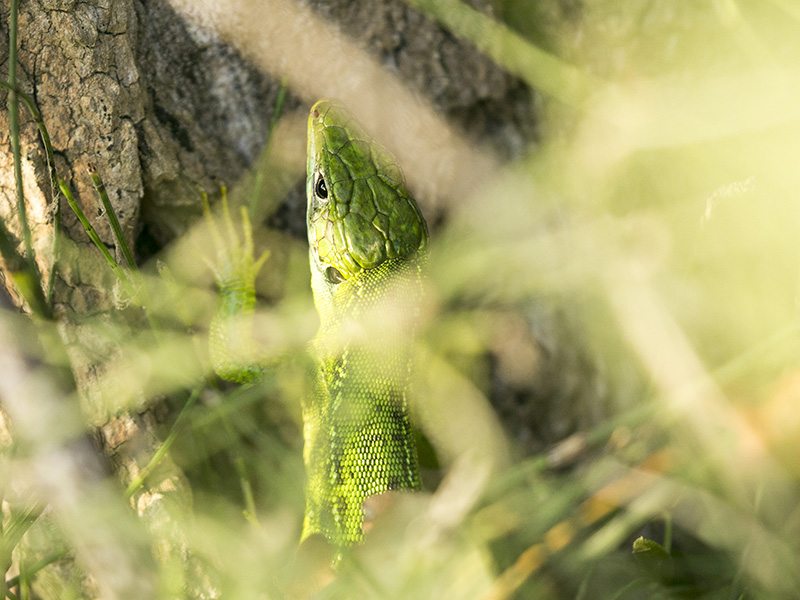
306;98;428;287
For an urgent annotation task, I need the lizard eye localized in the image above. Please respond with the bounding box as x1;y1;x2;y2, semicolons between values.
325;266;344;284
315;175;328;200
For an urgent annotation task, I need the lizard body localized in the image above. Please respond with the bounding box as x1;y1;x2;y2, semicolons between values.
210;99;429;551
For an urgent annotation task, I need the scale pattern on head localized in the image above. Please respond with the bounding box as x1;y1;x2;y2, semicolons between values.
307;99;428;282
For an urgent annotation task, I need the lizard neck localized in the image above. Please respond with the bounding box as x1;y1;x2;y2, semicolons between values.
302;256;426;548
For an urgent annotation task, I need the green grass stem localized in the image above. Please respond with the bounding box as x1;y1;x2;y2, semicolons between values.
8;0;37;282
6;548;69;594
125;386;202;498
2;1;49;319
0;81;61;306
0;2;50;318
87;164;137;270
59;180;137;299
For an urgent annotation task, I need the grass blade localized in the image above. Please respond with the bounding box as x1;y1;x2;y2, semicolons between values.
87;164;137;270
59;180;137;299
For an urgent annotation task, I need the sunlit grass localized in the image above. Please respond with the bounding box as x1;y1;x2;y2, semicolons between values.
2;0;800;598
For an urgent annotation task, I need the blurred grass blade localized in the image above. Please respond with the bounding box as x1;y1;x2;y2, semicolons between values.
0;310;158;598
251;76;289;217
403;0;598;108
764;0;800;21
125;386;202;498
6;548;69;591
156;260;194;328
3;504;45;552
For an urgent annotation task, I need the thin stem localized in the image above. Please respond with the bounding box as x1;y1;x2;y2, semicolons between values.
0;5;49;318
219;409;259;524
125;386;202;498
87;164;136;270
8;0;36;274
0;81;62;307
59;180;137;298
71;169;163;332
663;514;673;555
5;548;68;591
0;503;45;600
234;455;258;525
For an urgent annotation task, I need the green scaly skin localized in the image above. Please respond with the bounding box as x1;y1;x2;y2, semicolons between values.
303;99;428;548
209;99;428;551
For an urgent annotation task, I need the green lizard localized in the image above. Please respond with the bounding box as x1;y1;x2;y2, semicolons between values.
209;98;429;552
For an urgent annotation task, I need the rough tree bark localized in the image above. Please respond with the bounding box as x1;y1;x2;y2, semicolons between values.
0;0;607;596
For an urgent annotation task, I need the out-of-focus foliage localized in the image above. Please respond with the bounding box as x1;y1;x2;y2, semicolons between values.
3;1;800;598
